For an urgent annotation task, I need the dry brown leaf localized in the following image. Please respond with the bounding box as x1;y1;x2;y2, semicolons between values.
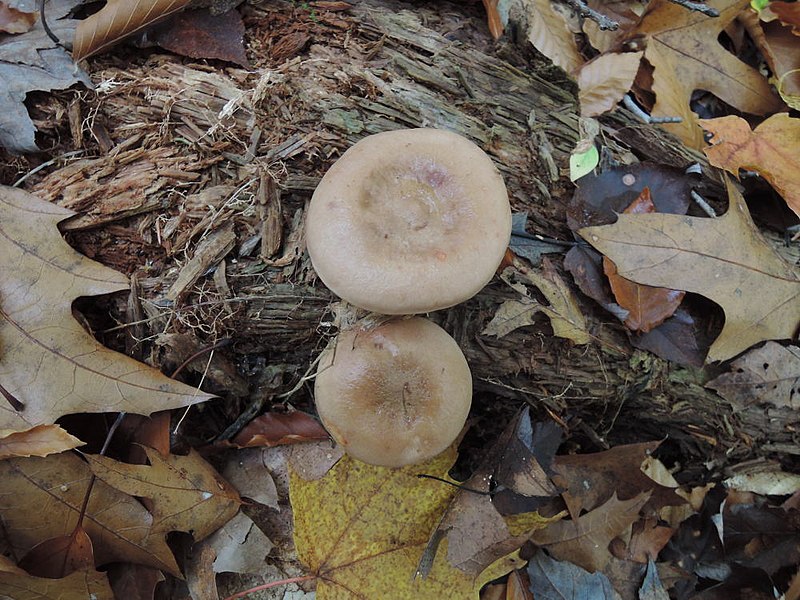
0;424;83;459
707;342;800;410
700;114;800;217
0;2;36;33
603;189;685;332
19;525;94;579
628;0;784;148
0;452;181;575
0;567;114;600
483;258;591;345
742;13;800;109
579;179;800;362
0;186;213;434
529;492;651;572
577;51;643;117
72;0;193;60
85;446;240;540
771;1;800;34
202;511;273;576
527;0;583;74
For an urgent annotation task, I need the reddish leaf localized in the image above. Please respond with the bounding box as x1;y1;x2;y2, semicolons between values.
232;411;330;448
18;526;95;579
771;1;800;35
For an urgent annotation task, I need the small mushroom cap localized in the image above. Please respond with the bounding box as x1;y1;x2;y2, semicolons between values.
314;317;472;468
306;128;512;314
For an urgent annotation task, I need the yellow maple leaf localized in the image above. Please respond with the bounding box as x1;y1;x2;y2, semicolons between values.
290;447;525;599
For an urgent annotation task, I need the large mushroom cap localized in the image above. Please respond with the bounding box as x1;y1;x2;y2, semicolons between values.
306;128;512;314
314;317;472;468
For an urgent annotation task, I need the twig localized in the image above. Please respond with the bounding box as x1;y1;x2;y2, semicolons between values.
666;0;719;16
12;150;86;187
691;190;717;217
561;0;619;29
623;94;682;124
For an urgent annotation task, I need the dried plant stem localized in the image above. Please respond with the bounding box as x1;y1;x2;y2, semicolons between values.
562;0;619;30
622;95;682;124
666;0;719;16
222;574;317;600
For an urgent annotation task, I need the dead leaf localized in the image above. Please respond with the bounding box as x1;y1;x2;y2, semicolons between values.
771;1;800;34
552;441;684;518
0;2;36;33
527;550;622;599
526;0;583;74
107;564;164;600
73;0;194;60
221;448;281;509
483;258;591;345
0;186;214;433
603;189;685;332
639;559;669;600
0;424;83;459
707;342;800;410
530;492;651;572
0;0;90;152
627;0;785;148
232;411;330;448
743;14;800;109
19;525;94;578
0;452;181;575
482;0;503;39
203;511;273;575
723;461;800;495
0;567;114;600
579;179;800;362
577;51;643;117
85;446;240;540
145;7;249;67
290;447;526;599
700;114;800;218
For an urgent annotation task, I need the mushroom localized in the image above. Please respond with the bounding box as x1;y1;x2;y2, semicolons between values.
314;317;472;467
306;128;512;314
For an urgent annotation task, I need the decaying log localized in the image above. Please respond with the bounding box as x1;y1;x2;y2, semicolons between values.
26;0;795;472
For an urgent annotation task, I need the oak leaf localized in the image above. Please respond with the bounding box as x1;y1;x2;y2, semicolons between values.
0;452;181;575
85;446;240;540
579;179;800;362
73;0;193;60
0;566;114;600
529;492;651;572
0;186;214;434
290;447;525;599
626;0;784;148
700;114;800;218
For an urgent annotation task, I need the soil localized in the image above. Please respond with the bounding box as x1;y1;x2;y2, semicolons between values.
2;0;797;495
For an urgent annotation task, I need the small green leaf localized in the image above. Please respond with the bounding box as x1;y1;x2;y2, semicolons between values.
569;145;599;181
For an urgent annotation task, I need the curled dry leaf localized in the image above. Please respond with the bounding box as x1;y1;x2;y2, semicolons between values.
526;0;583;74
577;51;643;117
232;411;330;448
0;186;214;434
700;114;800;218
72;0;194;60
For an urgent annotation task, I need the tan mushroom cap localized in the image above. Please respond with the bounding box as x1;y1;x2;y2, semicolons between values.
306;128;512;314
314;317;472;468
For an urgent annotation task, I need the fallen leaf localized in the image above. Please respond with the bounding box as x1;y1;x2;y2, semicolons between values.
0;186;214;433
626;0;785;148
221;448;280;509
0;452;181;574
577;51;643;117
0;424;83;459
145;7;249;67
19;525;94;579
639;559;669;600
107;563;164;600
771;1;800;34
0;567;114;600
73;0;193;60
483;258;591;345
625;518;675;563
0;2;36;33
526;0;583;73
579;179;800;362
185;541;219;600
232;411;330;448
527;549;622;599
744;15;800;109
552;441;684;518
707;342;800;410
700;114;800;218
530;492;651;572
724;463;800;495
85;446;240;540
631;308;706;367
0;0;90;152
203;511;273;576
290;447;525;599
603;188;685;332
509;213;565;267
482;0;503;39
